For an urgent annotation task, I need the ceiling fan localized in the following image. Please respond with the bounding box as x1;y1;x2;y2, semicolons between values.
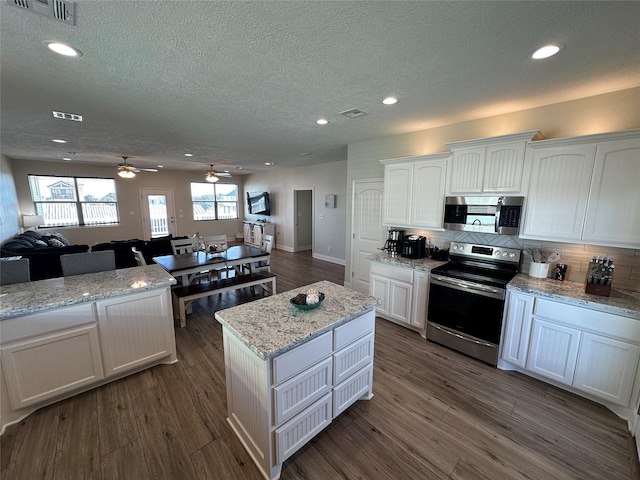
117;157;158;178
205;164;232;183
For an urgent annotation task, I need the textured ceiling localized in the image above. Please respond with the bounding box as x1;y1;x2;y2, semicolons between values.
1;1;639;175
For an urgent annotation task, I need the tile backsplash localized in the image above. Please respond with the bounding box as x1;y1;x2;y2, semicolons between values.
402;229;640;293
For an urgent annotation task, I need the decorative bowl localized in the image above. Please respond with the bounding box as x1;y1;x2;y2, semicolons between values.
290;292;325;310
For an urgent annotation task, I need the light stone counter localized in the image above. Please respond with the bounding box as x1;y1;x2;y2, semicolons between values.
214;280;380;360
0;264;177;320
508;274;640;320
368;252;448;272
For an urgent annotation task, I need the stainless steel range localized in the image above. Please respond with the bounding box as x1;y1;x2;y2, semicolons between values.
426;242;521;366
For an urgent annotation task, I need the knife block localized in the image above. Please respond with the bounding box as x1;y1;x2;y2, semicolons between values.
585;283;611;297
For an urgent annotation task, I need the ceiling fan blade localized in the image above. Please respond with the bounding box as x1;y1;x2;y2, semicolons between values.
138;168;158;172
216;172;232;177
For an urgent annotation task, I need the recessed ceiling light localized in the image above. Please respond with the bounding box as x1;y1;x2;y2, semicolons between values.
62;157;72;161
382;97;398;105
316;118;329;125
45;41;81;57
237;167;243;170
301;152;312;156
157;165;164;168
52;139;67;143
184;153;193;157
265;162;274;166
530;44;563;60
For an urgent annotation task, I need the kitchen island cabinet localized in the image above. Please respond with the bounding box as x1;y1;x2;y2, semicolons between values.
215;280;378;480
0;265;177;433
500;276;640;423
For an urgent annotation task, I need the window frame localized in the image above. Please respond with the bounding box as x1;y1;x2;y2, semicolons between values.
190;182;239;221
28;174;120;228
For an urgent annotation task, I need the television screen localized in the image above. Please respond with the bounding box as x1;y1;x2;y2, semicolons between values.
247;191;271;215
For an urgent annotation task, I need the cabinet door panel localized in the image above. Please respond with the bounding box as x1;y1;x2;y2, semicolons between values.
574;333;640;406
501;292;534;368
583;139;640;247
370;274;390;317
527;318;580;385
410;271;429;330
383;164;413;225
521;145;596;241
388;281;412;324
2;324;104;409
411;160;447;228
450;148;484;193
97;289;175;377
484;142;525;193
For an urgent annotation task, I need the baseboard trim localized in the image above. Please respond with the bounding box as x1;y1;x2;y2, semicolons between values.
276;245;294;253
312;253;346;266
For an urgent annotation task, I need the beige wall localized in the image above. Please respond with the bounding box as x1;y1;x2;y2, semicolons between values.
9;160;243;246
243;160;347;263
344;87;640;288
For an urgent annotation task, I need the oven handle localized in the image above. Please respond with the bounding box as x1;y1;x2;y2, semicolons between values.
429;323;495;348
430;274;505;300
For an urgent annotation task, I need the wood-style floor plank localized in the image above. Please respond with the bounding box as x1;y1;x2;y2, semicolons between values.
1;248;638;480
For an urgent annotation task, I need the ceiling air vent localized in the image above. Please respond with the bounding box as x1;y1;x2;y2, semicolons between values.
339;108;368;119
52;111;82;122
6;0;76;25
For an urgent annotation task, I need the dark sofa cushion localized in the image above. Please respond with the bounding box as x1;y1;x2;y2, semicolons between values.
140;235;187;264
91;239;145;269
1;244;90;281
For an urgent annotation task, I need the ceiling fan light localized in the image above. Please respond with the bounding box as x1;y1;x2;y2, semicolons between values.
118;168;135;179
205;172;219;183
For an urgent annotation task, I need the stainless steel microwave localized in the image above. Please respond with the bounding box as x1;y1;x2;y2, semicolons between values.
443;196;524;235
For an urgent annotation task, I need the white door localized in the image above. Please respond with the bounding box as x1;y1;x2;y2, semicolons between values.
351;180;385;294
294;189;313;252
140;189;177;239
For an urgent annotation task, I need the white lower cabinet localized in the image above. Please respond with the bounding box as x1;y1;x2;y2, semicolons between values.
96;288;176;377
370;261;428;333
501;291;640;409
0;288;177;428
223;309;375;480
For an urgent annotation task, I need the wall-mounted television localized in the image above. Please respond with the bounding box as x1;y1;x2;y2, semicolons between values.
247;191;271;215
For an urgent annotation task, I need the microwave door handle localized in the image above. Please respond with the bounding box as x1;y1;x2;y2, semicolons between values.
495;197;503;233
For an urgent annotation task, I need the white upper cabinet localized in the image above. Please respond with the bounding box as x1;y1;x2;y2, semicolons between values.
582;137;640;248
521;129;640;248
447;131;542;195
382;153;449;229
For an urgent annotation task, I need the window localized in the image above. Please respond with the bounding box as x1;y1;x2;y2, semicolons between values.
28;175;119;227
191;183;239;220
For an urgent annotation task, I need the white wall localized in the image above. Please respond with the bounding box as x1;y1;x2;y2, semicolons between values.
344;87;640;285
0;154;21;243
243;160;347;264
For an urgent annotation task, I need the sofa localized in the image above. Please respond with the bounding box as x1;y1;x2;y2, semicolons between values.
0;231;89;281
91;239;146;269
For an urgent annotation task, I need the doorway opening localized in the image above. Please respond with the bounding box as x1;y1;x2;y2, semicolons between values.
293;189;313;252
140;188;177;239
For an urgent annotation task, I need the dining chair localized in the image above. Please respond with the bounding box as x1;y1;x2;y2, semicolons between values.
170;237;197;255
0;258;30;285
203;234;233;279
253;235;272;273
131;247;146;266
60;250;116;277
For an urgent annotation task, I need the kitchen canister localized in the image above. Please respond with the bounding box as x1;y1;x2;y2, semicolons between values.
529;262;549;278
555;264;568;281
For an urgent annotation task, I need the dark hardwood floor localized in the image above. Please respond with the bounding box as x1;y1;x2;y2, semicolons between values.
2;248;639;479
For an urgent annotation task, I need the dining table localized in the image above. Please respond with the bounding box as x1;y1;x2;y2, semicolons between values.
152;244;269;286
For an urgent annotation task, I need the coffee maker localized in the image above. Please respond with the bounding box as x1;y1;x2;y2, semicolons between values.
400;235;427;259
381;229;404;256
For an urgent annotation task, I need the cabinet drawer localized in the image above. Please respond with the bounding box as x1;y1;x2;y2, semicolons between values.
1;324;104;410
370;262;413;283
1;303;96;344
334;310;375;350
273;357;332;426
275;392;332;464
272;332;332;385
534;299;640;342
333;333;374;385
333;363;373;417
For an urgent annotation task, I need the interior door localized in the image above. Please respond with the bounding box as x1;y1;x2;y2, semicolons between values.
351;179;384;294
294;189;313;252
140;189;177;239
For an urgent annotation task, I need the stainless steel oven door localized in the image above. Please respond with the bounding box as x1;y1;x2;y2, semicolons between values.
427;274;506;365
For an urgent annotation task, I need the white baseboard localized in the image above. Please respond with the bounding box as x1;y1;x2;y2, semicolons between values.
275;245;294;253
312;252;346;266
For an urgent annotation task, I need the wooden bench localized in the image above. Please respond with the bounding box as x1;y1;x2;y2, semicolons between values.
172;272;276;328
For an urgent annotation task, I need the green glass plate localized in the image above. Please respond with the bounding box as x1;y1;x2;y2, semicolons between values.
290;292;325;310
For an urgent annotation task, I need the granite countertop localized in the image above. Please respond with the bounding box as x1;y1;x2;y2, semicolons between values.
508;274;640;320
0;264;177;320
214;280;380;360
369;252;448;272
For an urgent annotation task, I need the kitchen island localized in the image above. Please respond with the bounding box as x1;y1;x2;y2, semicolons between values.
215;280;379;480
0;265;177;433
